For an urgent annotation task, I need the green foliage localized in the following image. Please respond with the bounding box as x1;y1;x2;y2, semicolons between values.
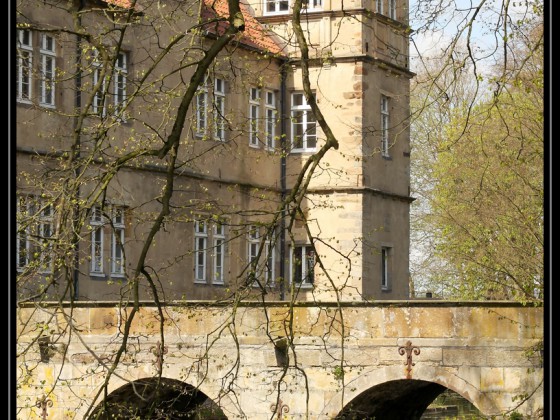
410;13;544;303
430;80;543;301
332;365;344;381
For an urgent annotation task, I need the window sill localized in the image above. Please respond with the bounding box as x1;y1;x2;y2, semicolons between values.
90;272;106;278
16;268;51;274
290;149;317;154
263;11;291;16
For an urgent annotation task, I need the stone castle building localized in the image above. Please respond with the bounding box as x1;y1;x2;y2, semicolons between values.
15;0;413;302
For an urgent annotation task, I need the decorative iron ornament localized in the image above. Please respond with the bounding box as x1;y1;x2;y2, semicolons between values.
150;341;168;373
270;398;289;419
398;340;420;379
36;396;53;420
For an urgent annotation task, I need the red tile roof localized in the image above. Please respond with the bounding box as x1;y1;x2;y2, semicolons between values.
201;0;286;56
103;0;135;9
101;0;285;57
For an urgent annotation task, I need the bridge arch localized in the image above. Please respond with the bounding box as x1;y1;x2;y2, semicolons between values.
88;377;233;419
320;365;499;419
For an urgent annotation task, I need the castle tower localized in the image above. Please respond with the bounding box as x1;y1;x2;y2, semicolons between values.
252;0;414;300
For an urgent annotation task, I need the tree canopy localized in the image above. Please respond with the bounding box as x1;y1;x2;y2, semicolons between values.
409;2;544;302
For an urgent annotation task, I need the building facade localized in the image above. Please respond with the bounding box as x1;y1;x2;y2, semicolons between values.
15;0;413;302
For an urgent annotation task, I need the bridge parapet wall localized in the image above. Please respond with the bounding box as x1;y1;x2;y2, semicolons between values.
16;301;544;419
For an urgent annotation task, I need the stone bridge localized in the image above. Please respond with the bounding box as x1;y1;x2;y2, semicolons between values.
16;301;544;419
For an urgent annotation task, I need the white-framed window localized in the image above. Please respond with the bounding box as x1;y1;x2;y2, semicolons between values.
37;203;54;273
265;237;275;285
264;0;321;14
265;91;277;150
92;50;106;116
16;195;55;274
194;220;208;283
195;83;208;135
111;207;125;276
39;34;56;107
214;78;226;141
291;92;317;152
264;0;289;15
291;244;315;286
381;95;390;157
249;87;260;147
381;246;391;290
90;206;104;275
389;0;396;19
89;205;127;277
16;30;58;106
376;0;383;14
195;218;227;284
248;225;276;286
248;225;260;278
248;88;276;149
302;0;322;9
113;52;127;116
16;196;31;270
16;29;33;103
213;223;225;284
195;76;227;140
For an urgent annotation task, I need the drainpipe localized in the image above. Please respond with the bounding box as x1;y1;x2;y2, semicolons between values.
72;0;85;300
279;62;287;301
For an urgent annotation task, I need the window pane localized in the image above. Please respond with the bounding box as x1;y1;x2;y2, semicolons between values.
19;52;32;100
266;110;275;148
18;234;28;268
21;29;31;46
196;237;206;280
116;53;126;68
266;243;274;283
306;123;317;148
251;106;258;120
251;87;260;101
382;247;389;287
215;240;223;266
250;243;259;262
92;228;103;273
197;92;207;130
293;111;304;149
266;91;274;105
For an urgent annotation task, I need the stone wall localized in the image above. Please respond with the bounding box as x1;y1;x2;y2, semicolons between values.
16;301;544;419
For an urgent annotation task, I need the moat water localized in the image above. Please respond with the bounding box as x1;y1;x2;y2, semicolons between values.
422;389;484;419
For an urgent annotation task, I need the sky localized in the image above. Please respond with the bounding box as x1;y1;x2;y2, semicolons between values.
407;0;540;73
